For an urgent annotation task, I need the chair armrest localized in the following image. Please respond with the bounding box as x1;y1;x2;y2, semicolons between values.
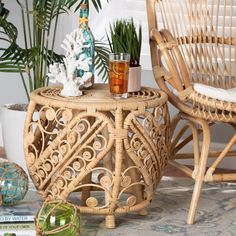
150;28;190;91
150;29;177;50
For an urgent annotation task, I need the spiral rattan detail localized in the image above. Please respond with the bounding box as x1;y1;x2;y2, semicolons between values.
24;84;170;228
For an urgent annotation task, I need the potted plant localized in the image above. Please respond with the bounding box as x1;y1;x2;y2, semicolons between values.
107;18;142;92
0;0;110;173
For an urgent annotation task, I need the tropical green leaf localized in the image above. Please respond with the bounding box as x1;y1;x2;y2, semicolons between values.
32;0;54;30
94;40;110;81
0;18;18;43
0;2;9;18
0;42;39;71
46;49;64;65
66;0;110;13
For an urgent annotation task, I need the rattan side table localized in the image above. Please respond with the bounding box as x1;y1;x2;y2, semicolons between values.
24;84;170;228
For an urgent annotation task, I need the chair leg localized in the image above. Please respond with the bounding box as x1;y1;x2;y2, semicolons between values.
187;119;211;224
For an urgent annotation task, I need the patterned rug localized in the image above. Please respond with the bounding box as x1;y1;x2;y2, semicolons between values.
3;177;236;235
81;177;236;236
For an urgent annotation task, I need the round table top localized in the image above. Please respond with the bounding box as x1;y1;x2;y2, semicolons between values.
30;84;167;111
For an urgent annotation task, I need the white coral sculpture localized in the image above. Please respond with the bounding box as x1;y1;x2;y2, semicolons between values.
48;29;93;97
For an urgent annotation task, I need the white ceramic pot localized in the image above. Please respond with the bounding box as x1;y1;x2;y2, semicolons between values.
0;104;28;174
128;65;141;92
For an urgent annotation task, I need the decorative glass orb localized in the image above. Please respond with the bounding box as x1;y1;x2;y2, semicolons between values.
0;161;28;205
36;200;80;236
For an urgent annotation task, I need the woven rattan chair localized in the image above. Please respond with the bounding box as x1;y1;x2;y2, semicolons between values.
146;0;236;224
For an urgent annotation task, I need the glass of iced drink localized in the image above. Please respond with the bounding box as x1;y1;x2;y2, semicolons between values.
109;53;130;99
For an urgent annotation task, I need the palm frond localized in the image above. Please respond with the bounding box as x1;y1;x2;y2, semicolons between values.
0;17;17;44
0;2;9;18
0;43;39;71
66;0;110;13
33;0;54;30
46;50;64;65
94;40;110;81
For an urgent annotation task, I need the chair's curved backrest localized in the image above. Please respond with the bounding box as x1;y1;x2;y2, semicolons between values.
147;0;236;90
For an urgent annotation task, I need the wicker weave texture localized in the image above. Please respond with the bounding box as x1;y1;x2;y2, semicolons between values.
154;0;236;89
146;0;236;225
24;84;170;228
147;0;236;123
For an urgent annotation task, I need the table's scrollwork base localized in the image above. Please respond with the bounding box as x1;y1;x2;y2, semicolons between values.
24;98;169;228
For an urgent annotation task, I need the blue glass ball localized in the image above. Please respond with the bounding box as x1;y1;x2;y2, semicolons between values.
0;161;28;205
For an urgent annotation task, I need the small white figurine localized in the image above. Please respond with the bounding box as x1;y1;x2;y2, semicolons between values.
48;28;93;97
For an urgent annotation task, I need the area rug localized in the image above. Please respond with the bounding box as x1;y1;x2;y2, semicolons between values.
2;177;236;235
81;177;236;236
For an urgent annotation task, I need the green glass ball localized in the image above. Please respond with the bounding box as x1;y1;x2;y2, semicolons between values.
0;161;28;205
36;200;80;236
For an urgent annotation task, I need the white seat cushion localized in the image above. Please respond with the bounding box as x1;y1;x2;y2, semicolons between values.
193;83;236;103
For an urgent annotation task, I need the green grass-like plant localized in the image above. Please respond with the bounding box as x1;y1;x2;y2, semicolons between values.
108;18;142;67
